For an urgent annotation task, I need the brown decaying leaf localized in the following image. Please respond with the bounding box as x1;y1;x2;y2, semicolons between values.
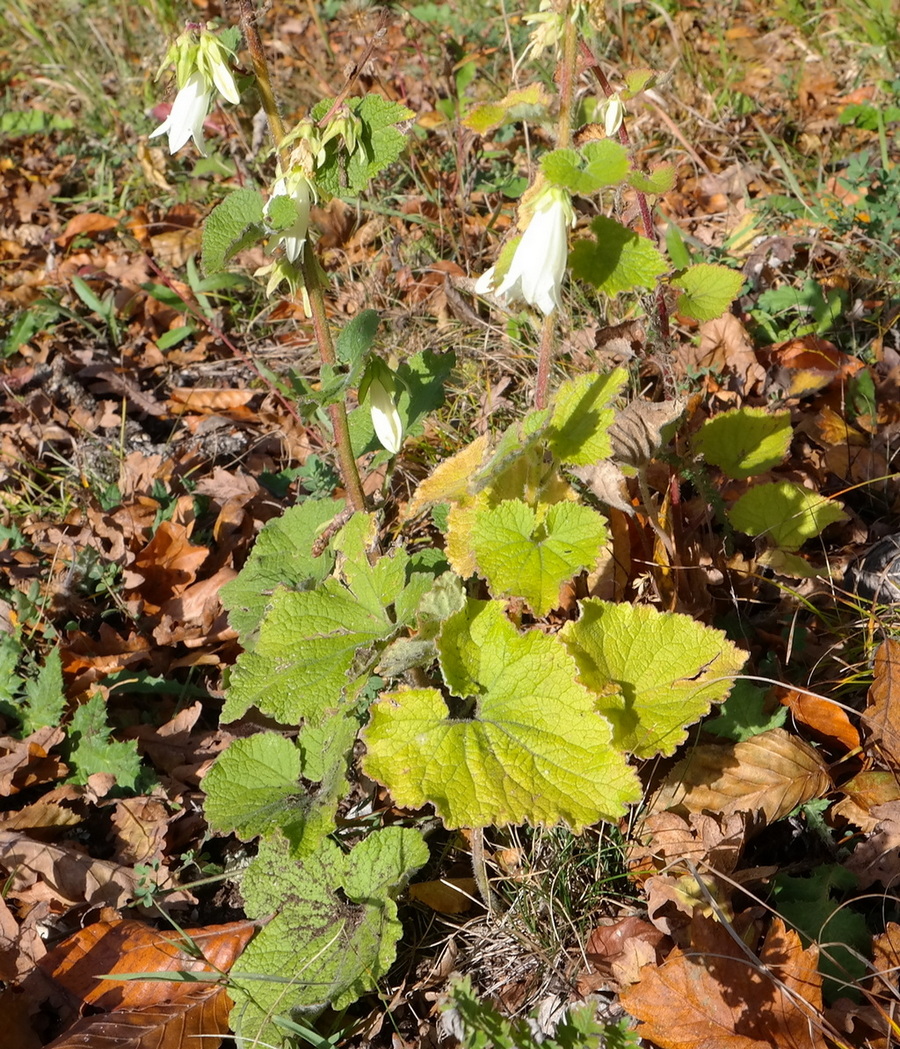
628;811;747;877
844;801;900;889
620;917;828;1049
863;639;900;765
831;770;900;832
779;688;860;752
649;728;832;827
40;918;258;1011
43;985;233;1049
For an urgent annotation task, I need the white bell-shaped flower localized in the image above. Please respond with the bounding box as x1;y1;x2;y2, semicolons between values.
150;29;239;156
150;71;212;155
267;172;315;264
494;188;574;316
368;376;404;454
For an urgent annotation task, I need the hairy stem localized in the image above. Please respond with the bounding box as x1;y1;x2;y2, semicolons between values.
470;827;498;915
302;254;367;511
238;0;366;511
578;39;672;348
534;1;579;409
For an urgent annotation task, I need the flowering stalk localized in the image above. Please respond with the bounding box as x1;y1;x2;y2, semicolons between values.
238;0;366;512
535;0;579;409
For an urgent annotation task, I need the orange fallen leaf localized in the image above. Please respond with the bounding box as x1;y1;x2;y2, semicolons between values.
40;918;259;1011
409;877;477;914
862;639;900;765
779;688;860;752
44;984;233;1049
54;212;119;249
620;917;828;1049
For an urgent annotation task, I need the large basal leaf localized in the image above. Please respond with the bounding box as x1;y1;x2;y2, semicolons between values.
561;599;746;757
203;733;303;842
203;715;359;854
729;481;846;550
231;828;427;1045
221;514;431;725
220;498;342;644
362;599;639;830
693;407;793;480
470;499;608;616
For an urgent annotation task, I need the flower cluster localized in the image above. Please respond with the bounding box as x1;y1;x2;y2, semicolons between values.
150;27;239;156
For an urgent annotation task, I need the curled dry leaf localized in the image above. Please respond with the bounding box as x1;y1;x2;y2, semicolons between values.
831;770;900;832
608;398;685;470
628;810;747;877
779;688;860;752
862;639;900;765
844;800;900;889
649;728;832;828
620;917;828;1049
679;313;767;397
0;727;67;794
0;831;141;911
581;916;669;991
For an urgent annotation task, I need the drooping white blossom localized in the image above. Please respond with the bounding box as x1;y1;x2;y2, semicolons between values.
368;376;404;454
267;171;315;264
150;29;239;155
150;71;212;155
493;188;575;316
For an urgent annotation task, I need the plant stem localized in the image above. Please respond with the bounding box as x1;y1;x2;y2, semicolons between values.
302;254;367;510
238;0;286;163
470;827;498;915
534;1;579;409
238;0;366;511
578;40;672;347
535;313;556;410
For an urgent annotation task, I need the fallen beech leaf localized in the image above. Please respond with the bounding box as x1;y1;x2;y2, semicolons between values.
649;728;832;827
43;984;233;1049
409;877;477;914
620;917;827;1049
779;689;860;751
40;918;259;1011
0;799;81;831
54;212;118;248
863;640;900;765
